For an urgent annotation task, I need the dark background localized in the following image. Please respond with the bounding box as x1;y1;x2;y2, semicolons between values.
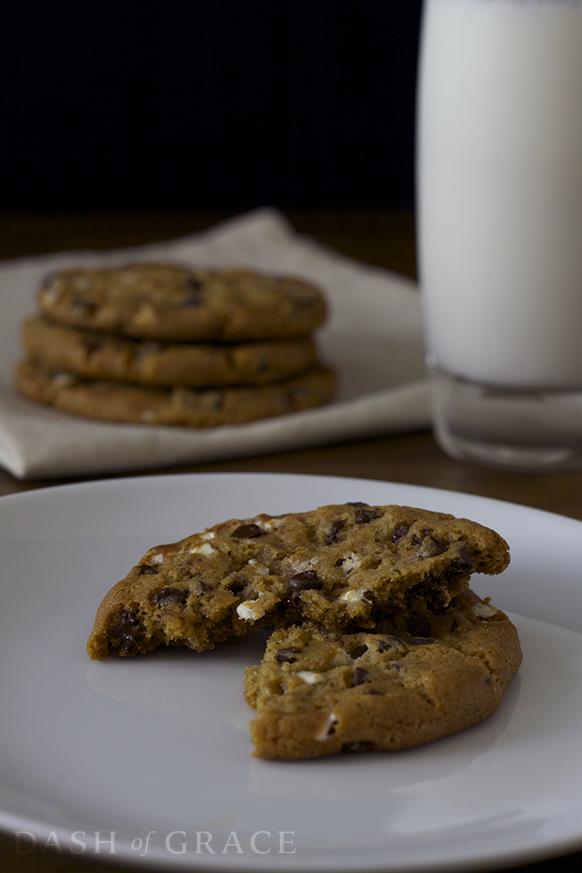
2;1;423;213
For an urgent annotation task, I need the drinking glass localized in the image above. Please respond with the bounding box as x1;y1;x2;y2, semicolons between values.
416;0;582;471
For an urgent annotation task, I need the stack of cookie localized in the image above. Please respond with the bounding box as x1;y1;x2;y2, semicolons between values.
15;263;335;427
86;501;522;760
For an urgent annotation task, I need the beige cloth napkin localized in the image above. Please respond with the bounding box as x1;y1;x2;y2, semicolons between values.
0;208;430;479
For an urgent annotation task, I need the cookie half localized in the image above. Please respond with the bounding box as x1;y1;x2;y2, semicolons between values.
22;317;320;388
15;358;336;427
244;589;522;759
37;264;328;341
86;503;510;659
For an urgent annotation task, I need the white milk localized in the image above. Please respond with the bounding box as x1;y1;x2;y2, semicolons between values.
417;0;582;389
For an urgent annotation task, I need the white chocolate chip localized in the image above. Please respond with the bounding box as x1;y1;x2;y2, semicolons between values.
331;647;351;667
51;372;75;388
297;671;323;685
473;601;498;619
260;518;280;531
342;552;362;573
72;276;93;292
149;552;164;566
189;541;215;556
248;558;269;575
339;589;364;603
236;602;260;621
40;283;63;303
316;713;338;741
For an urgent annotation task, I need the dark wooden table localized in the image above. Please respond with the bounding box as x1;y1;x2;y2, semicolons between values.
1;210;581;873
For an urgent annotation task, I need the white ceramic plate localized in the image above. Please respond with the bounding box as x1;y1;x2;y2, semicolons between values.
1;472;582;873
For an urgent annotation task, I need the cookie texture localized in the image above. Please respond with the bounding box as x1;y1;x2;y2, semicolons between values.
21;317;319;388
15;358;336;427
37;264;327;341
86;502;510;660
244;589;522;759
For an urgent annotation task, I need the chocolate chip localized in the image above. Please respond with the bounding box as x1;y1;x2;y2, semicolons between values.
83;338;103;354
283;387;297;409
390;522;410;542
378;603;405;616
153;587;187;605
182;276;203;305
109;610;143;655
409;617;431;637
355;507;380;524
353;667;370;686
231;523;262;538
402;636;436;646
288;570;323;591
226;577;246;594
415;534;451;558
378;637;404;653
325;519;345;545
449;546;474;573
366;592;404;620
284;592;304;611
70;297;96;315
138;564;159;575
431;536;450;555
411;575;441;599
197;390;224;411
342;741;376;753
275;646;302;663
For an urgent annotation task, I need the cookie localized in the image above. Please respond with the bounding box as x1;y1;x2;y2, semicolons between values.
14;358;336;427
37;263;328;341
243;589;522;759
21;317;320;388
86;502;510;660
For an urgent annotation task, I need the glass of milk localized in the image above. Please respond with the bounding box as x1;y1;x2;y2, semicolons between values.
416;0;582;471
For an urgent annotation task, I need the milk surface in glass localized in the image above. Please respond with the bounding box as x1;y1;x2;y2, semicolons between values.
418;0;582;390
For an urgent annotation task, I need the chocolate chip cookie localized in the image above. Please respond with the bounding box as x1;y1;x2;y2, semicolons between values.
86;503;510;659
37;263;327;341
21;317;320;388
244;589;522;759
15;358;336;427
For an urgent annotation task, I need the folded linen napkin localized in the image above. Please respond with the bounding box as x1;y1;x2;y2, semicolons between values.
0;208;430;479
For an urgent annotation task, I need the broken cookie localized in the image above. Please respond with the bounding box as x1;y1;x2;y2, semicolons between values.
244;589;522;759
86;502;510;659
